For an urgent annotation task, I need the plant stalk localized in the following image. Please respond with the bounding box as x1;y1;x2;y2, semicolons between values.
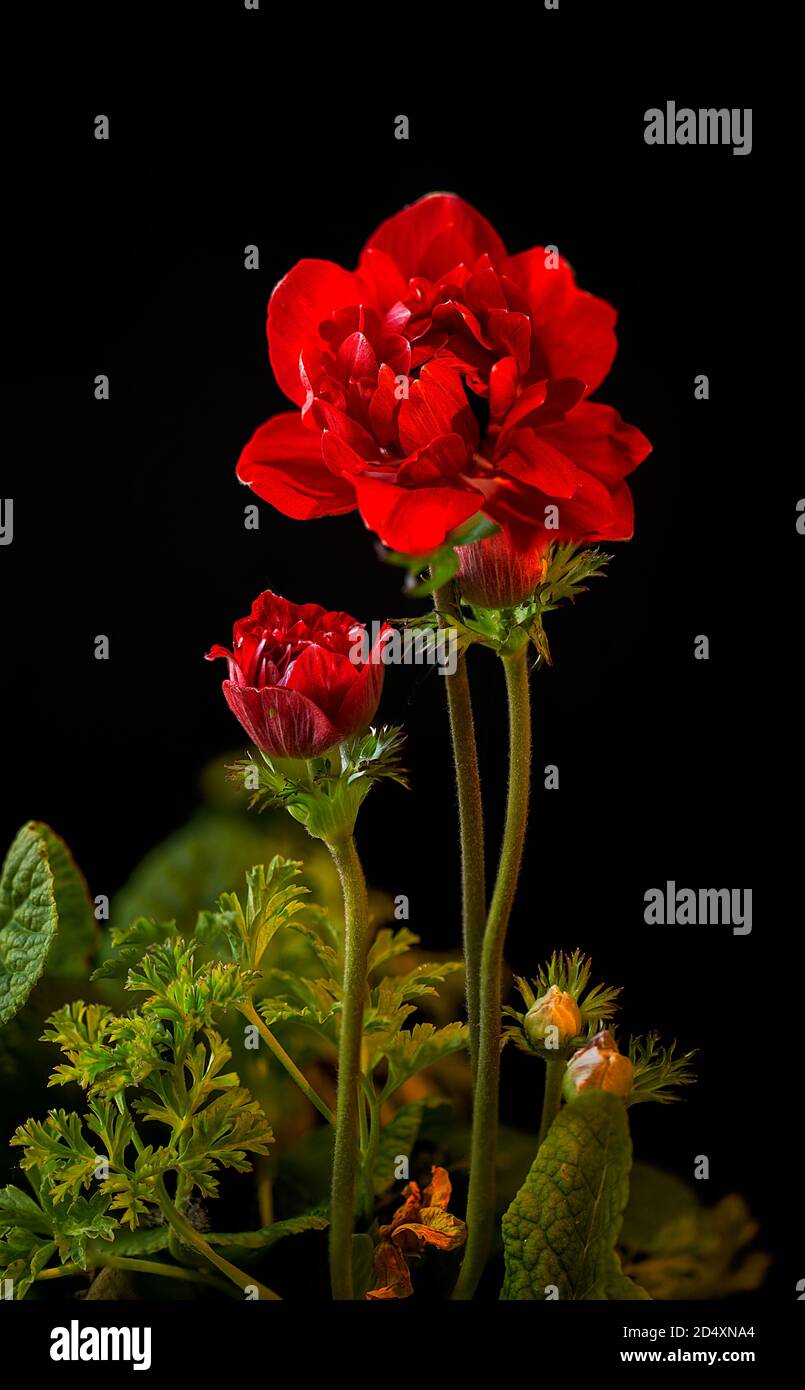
433;580;486;1078
538;1059;566;1149
240;999;336;1126
326;833;371;1300
452;645;532;1300
155;1176;280;1300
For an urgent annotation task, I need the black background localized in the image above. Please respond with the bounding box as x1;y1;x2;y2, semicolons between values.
2;1;798;1307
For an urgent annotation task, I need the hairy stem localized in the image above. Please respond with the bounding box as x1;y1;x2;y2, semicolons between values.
433;580;486;1077
327;833;371;1300
155;1176;280;1300
240;999;335;1126
538;1059;566;1149
452;646;532;1300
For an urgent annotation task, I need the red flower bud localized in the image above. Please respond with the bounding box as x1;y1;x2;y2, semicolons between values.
207;590;388;759
456;528;549;609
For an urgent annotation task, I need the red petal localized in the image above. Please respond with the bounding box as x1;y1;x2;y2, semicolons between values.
502;248;617;395
397;432;467;486
397;360;478;454
539;403;652;485
268;259;368;406
498;431;581;498
354;475;483;553
236;413;356;520
497;378;586;449
356;248;409;311
221;681;341;759
368;364;402;448
489;357;518;421
365;194;508;281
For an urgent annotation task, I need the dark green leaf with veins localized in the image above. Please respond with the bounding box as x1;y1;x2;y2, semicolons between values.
0;825;58;1027
501;1091;647;1300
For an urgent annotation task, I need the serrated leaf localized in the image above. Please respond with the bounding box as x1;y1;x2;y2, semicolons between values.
0;1184;52;1236
106;1223;169;1256
91;918;176;981
0;825;58;1027
378;1022;469;1098
500;1091;633;1300
373;1102;425;1194
27;823;98;978
0;1230;57;1298
367;927;420;974
207;1210;328;1249
52;1192;117;1267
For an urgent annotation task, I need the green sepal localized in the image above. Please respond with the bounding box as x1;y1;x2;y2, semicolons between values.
229;727;407;843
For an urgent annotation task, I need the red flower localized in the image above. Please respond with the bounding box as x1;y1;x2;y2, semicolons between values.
237;194;651;555
207;591;387;759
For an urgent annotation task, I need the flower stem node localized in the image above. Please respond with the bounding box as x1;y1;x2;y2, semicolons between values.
229;727;408;845
562;1030;634;1101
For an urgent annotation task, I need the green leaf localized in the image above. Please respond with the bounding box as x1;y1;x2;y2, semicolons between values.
377;1022;469;1099
106;1224;169;1256
0;1230;57;1298
208;1210;328;1249
27;823;98;978
500;1091;634;1300
52;1192;117;1267
90;918;176;981
111;810;273;934
0;1184;52;1236
618;1162;770;1299
12;1109;100;1203
372;1102;426;1194
0;825;58;1027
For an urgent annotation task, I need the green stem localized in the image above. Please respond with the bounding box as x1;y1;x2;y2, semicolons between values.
37;1255;236;1296
155;1176;281;1300
538;1059;566;1149
452;645;532;1300
327;833;371;1300
240;999;336;1126
433;580;486;1078
362;1087;382;1223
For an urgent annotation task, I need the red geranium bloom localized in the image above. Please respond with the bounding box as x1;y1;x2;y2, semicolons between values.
207;591;387;759
237;194;651;555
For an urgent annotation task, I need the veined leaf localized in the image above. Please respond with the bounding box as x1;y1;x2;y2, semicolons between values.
377;1022;469;1099
0;825;58;1027
0;1229;57;1298
27;822;97;978
107;1223;169;1256
367;927;420;974
0;1184;52;1236
208;1210;328;1249
373;1102;427;1194
500;1091;634;1300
